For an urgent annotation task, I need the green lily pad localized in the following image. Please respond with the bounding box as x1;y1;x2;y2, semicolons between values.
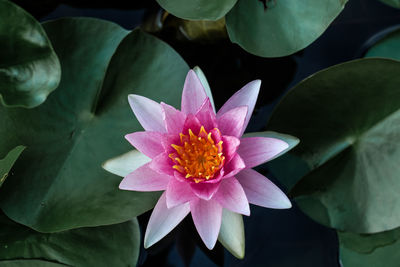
379;0;400;8
365;28;400;60
340;229;400;267
0;260;65;267
226;0;348;57
0;18;189;232
0;0;61;108
0;146;25;187
0;212;140;266
339;227;400;254
156;0;238;20
267;58;400;233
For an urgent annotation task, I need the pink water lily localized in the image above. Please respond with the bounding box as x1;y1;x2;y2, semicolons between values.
120;70;292;250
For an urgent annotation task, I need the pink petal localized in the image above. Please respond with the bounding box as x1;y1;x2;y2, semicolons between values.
182;114;202;135
190;181;221;200
236;169;291;209
125;132;165;158
161;102;186;135
128;94;165;133
161;134;180;154
237;137;289;169
221;135;240;163
190;198;223;250
119;162;170;191
217;80;261;136
217;106;248;137
181;70;208;115
149;153;174;176
195;98;217;131
223;154;246;178
214;177;250;216
144;192;190;248
166;177;195;208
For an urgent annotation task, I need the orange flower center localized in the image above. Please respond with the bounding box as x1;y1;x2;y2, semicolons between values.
169;126;225;183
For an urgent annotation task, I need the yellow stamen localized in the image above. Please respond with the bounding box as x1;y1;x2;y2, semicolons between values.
170;126;224;182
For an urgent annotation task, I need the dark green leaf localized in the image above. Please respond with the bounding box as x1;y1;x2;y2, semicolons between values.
0;18;189;232
379;0;400;8
0;212;140;267
365;28;400;60
340;228;400;267
0;0;61;108
156;0;238;20
339;227;400;254
0;260;65;267
267;58;400;233
0;146;25;187
226;0;348;57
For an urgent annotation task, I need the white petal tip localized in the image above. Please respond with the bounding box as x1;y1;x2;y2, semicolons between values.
118;180;129;190
204;241;217;250
143;238;154;249
127;94;139;100
253;79;262;86
276;198;292;209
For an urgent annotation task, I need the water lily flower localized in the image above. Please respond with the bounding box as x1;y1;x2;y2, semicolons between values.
117;70;292;250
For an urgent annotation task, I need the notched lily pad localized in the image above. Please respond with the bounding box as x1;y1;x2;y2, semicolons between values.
339;227;400;254
0;0;61;108
226;0;348;57
156;0;238;20
0;212;140;266
267;58;400;233
340;228;400;267
0;146;25;187
0;18;189;232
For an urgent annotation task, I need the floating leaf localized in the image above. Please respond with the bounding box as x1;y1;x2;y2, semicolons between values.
267;58;400;233
226;0;348;57
340;228;400;267
0;212;140;266
365;27;400;60
0;146;25;187
378;0;400;8
0;18;189;232
0;0;61;108
156;0;238;20
339;227;400;254
0;260;65;267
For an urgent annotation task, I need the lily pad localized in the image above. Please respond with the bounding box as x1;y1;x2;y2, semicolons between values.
226;0;348;57
365;27;400;60
340;229;400;267
339;227;400;254
0;0;61;108
156;0;238;20
267;58;400;233
379;0;400;8
0;146;25;187
0;212;140;266
0;18;189;232
0;260;65;267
